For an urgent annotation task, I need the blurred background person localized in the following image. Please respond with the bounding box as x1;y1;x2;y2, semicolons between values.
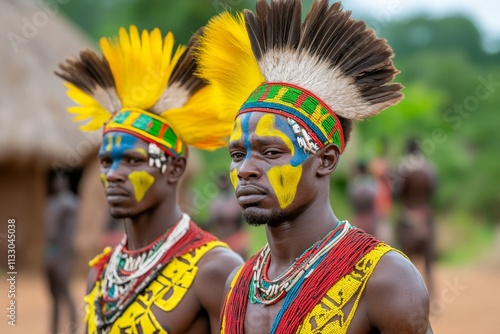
394;137;438;294
348;162;378;237
206;172;250;259
369;137;394;244
44;171;78;334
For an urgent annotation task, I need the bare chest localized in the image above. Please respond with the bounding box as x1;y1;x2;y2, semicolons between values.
244;300;284;334
242;294;374;334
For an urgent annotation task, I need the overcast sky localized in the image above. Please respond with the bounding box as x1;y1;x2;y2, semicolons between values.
343;0;500;51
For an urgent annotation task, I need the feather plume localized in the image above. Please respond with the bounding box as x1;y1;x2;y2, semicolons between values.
56;49;120;130
201;0;403;122
195;12;265;123
151;28;205;114
57;25;234;150
99;26;186;112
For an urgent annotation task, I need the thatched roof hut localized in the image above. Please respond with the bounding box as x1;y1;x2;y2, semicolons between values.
0;0;107;271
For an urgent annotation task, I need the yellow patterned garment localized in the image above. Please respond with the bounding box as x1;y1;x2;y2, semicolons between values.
296;243;393;333
84;240;226;334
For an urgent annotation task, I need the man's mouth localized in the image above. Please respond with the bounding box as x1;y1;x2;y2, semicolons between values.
236;185;267;206
105;188;129;204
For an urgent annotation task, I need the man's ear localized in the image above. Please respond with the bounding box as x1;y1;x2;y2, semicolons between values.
166;156;187;183
316;144;340;177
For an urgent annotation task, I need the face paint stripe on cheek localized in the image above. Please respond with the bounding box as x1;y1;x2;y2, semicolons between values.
128;171;155;202
267;164;303;209
100;173;108;188
229;168;238;190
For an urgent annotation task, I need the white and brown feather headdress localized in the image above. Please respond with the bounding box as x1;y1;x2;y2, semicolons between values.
196;0;403;152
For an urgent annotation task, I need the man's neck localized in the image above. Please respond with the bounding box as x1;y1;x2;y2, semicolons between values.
264;200;338;279
123;200;183;250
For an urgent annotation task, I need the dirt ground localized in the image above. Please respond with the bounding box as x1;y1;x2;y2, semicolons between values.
2;254;499;333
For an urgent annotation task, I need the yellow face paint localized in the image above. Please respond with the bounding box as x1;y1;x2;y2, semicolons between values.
229;168;238;190
106;133;113;152
116;134;122;148
267;164;302;209
255;114;303;209
134;147;147;157
100;173;108;188
128;171;155;202
229;117;243;143
255;114;294;155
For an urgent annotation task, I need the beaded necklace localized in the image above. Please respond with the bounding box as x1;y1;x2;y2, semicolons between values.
221;223;382;334
98;214;190;325
250;221;350;305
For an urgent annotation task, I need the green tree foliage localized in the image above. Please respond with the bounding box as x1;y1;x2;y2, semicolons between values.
367;16;500;222
57;3;499;223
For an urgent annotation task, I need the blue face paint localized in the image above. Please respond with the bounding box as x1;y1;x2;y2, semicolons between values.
99;132;139;171
240;113;252;160
240;113;310;166
272;116;310;167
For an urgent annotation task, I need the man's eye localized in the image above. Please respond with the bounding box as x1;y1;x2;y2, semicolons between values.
100;158;112;167
263;149;281;156
231;152;245;160
127;157;142;164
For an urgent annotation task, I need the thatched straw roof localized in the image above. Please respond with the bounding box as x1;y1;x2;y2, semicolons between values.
0;0;100;166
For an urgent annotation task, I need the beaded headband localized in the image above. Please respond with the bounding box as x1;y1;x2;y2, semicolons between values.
105;109;184;157
238;82;345;153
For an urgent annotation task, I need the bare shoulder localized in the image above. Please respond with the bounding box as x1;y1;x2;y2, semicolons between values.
86;267;98;294
194;246;244;332
364;250;433;333
196;246;244;282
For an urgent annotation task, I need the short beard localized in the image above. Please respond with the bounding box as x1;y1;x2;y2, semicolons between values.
243;207;296;228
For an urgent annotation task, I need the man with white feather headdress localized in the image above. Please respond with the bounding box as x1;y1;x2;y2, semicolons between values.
195;0;433;333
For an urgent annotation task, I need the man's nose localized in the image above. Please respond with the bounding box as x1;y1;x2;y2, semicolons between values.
105;161;126;183
237;154;261;180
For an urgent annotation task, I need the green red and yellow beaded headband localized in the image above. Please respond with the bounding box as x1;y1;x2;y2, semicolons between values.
105;108;185;157
195;1;404;153
238;82;345;153
57;25;233;160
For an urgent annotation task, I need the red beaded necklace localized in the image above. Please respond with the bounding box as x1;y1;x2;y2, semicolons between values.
222;226;381;334
92;219;218;329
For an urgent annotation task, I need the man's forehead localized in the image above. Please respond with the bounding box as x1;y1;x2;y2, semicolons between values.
234;112;291;134
230;112;295;152
100;132;146;152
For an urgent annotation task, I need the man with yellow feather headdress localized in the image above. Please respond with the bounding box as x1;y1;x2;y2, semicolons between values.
195;0;433;333
56;26;243;333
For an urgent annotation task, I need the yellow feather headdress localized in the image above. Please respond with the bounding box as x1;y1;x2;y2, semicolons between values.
195;0;404;153
56;25;232;156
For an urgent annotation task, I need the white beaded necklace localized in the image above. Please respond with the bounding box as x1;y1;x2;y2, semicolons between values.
104;213;190;288
251;221;351;305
